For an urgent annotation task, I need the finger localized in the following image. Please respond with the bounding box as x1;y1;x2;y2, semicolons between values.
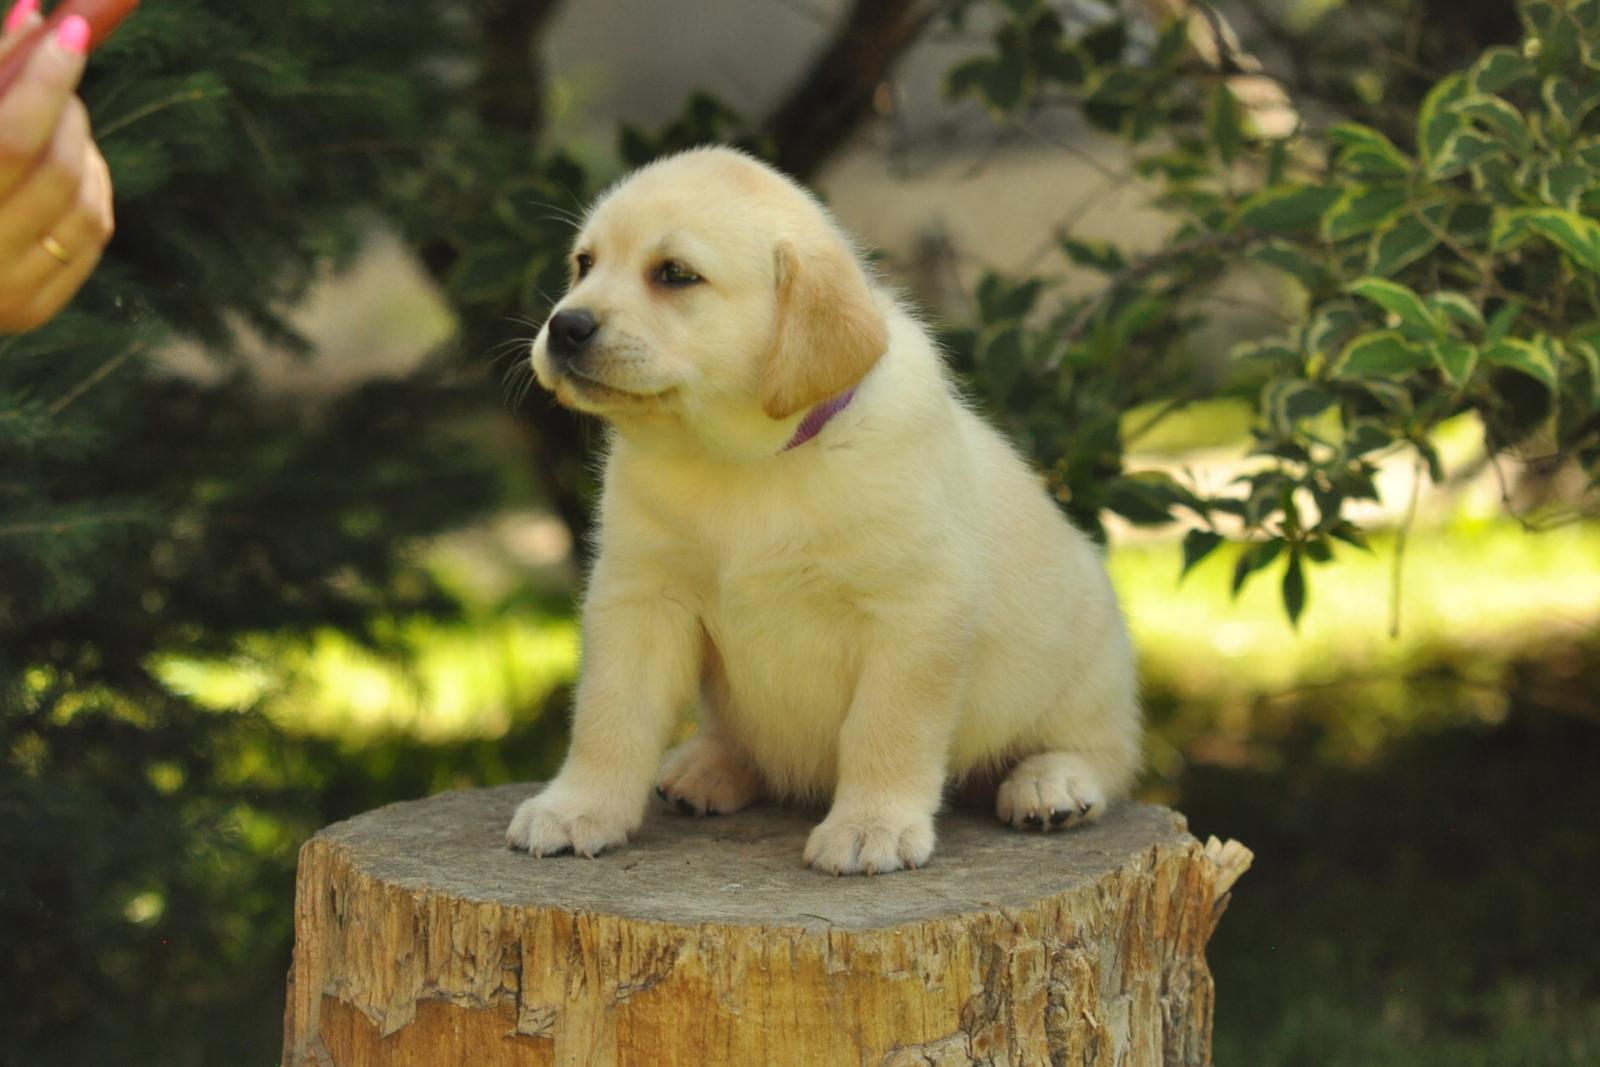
0;112;110;324
0;0;43;57
14;228;101;327
83;138;114;243
0;153;111;296
0;15;89;199
0;150;108;332
0;95;89;257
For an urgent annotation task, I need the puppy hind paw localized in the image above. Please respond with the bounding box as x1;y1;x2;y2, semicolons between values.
655;734;763;816
996;752;1109;832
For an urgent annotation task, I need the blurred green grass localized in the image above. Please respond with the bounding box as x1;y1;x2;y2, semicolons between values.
155;509;1599;763
156;612;577;742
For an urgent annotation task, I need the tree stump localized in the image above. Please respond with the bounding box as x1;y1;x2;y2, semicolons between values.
282;783;1251;1066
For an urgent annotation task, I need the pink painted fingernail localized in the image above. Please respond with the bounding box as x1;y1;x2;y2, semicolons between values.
3;0;40;35
55;13;89;55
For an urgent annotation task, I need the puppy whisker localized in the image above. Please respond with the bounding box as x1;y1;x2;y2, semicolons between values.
486;337;536;368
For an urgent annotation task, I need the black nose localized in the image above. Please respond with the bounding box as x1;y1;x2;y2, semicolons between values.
547;309;599;365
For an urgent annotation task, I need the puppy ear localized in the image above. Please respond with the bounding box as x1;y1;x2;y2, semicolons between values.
761;237;888;420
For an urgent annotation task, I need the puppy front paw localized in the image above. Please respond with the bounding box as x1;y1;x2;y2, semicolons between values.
804;802;935;875
506;782;640;858
996;752;1109;832
656;733;763;816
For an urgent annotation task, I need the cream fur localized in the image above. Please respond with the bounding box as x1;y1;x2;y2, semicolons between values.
505;147;1142;874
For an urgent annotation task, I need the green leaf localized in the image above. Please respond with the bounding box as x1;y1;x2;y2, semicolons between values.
1327;519;1371;551
1470;46;1535;94
1413;436;1445;483
1235;184;1342;235
1304;303;1363;363
1567;337;1600;409
1418;72;1470;167
1426;292;1486;331
1266;138;1290;185
1329;122;1411;179
1482;337;1559;391
1333;330;1432;378
1368;204;1449;277
1247;241;1333;293
1485;299;1523;341
1430;339;1478;386
1536;162;1591;210
977;274;1043;321
1181;529;1224;579
1491;207;1537;252
1425;129;1502;180
1450;93;1532;153
1080;19;1128;64
1514;208;1600;273
946;57;995;100
1232;338;1300;369
1036;42;1089;87
1104;474;1180;526
1348;378;1415;414
1208;84;1243;167
1150;14;1188;66
1323;186;1410;242
1232;538;1285;597
1347;277;1440;338
1263;378;1334;434
946;56;1025;111
1542;75;1600;134
1343;419;1396;458
1282;549;1306;626
1137;149;1209;182
1447;202;1492;244
976;322;1026;397
1060;237;1126;273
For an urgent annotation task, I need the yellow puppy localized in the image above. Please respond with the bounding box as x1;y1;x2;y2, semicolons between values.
506;147;1141;875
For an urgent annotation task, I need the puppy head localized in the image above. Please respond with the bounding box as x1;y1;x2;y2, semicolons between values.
530;147;887;447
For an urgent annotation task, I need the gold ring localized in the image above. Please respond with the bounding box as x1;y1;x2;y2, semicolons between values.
40;234;72;265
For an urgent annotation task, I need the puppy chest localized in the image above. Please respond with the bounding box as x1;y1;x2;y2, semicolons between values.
700;563;865;691
697;561;863;780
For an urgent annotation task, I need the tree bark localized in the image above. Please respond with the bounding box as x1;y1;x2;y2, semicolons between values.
763;0;937;181
283;783;1249;1065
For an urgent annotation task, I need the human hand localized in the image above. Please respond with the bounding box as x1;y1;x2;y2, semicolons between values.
0;0;114;333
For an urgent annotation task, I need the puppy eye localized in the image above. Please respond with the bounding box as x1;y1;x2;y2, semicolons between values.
655;260;702;288
574;252;594;279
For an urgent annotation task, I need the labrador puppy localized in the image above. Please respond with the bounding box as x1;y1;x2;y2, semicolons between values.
506;147;1141;874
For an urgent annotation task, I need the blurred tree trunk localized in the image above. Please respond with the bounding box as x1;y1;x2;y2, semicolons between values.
763;0;936;181
478;0;566;139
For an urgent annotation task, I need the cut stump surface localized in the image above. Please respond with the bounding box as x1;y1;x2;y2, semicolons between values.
283;783;1250;1066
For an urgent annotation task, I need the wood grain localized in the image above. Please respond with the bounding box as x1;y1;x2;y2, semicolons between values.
283;784;1249;1066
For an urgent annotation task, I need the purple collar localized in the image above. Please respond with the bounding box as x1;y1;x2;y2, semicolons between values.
782;388;857;451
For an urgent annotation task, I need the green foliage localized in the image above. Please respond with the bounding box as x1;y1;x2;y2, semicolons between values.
0;4;516;1060
943;0;1600;625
